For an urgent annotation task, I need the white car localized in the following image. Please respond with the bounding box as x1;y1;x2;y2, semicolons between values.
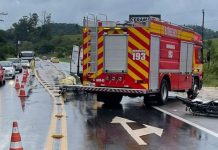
0;61;16;79
21;60;30;68
7;58;22;73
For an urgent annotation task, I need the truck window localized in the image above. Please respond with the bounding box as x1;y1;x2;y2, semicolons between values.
198;47;204;64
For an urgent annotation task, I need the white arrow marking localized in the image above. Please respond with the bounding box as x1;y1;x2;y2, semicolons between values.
111;116;163;145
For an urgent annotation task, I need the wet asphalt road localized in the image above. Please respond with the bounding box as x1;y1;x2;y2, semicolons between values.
0;60;218;150
0;72;52;149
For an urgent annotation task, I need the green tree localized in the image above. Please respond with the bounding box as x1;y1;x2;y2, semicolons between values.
39;12;52;39
19;41;34;51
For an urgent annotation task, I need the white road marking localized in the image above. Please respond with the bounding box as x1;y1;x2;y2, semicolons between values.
153;106;218;138
111;116;163;145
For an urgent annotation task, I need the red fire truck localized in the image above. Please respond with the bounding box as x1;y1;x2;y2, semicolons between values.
79;17;204;105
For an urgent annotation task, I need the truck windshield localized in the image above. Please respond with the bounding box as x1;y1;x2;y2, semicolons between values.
20;53;34;57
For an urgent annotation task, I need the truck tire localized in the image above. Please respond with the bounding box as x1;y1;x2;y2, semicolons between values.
157;79;169;105
0;79;5;86
187;78;198;99
97;93;123;105
143;94;150;104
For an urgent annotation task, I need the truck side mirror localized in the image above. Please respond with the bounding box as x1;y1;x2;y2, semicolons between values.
199;47;204;64
207;50;210;62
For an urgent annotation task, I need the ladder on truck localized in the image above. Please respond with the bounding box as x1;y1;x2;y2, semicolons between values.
83;17;98;73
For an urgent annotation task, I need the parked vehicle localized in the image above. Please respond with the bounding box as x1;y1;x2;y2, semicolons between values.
35;57;40;61
7;58;22;73
20;59;30;68
0;61;16;79
50;57;59;63
0;64;6;86
42;56;48;60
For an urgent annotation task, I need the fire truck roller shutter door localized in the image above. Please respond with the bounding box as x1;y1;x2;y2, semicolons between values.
187;44;193;73
149;35;160;90
179;42;193;90
180;42;188;74
104;35;128;73
180;42;193;73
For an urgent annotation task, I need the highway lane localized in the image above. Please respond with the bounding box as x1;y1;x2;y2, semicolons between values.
0;73;52;150
1;60;218;150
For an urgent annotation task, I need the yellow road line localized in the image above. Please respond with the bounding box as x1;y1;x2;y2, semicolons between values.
35;68;68;150
60;96;68;149
44;106;57;150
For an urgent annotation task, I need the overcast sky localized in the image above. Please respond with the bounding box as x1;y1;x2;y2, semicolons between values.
0;0;218;31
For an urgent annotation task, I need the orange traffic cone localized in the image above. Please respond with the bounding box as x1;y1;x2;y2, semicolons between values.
20;83;24;89
15;76;20;89
9;121;23;150
25;69;29;76
23;70;26;77
23;69;29;77
21;74;27;83
18;83;27;97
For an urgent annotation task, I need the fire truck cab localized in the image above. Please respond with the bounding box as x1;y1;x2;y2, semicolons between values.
82;17;203;105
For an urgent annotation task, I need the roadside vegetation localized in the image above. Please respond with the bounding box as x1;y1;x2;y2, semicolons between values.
203;39;218;87
0;12;218;86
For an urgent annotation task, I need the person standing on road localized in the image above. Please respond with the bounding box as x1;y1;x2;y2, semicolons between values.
30;57;35;75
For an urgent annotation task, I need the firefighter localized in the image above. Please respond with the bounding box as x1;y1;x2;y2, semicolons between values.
30;57;35;75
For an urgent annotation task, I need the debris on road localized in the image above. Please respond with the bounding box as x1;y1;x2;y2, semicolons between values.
59;76;77;86
177;96;218;117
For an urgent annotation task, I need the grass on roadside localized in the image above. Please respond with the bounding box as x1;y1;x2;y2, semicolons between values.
203;63;218;87
38;53;71;63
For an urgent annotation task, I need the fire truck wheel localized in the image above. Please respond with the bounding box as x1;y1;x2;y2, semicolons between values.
97;93;122;105
157;79;169;105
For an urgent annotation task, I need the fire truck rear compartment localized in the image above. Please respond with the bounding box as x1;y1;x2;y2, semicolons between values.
104;35;128;73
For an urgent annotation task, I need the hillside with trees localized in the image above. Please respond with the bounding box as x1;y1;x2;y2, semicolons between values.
0;12;82;60
185;25;218;39
50;23;82;36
